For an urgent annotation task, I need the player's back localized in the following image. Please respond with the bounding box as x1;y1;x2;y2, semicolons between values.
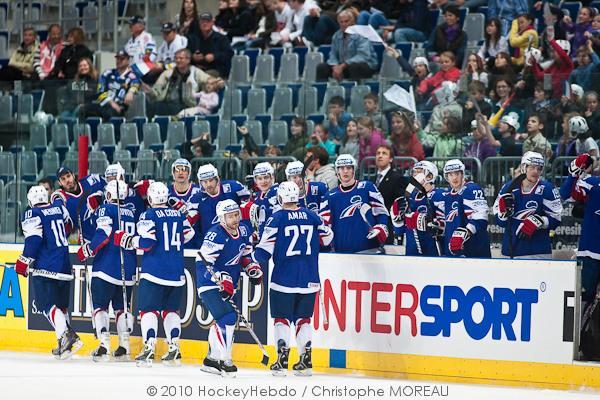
22;204;71;275
301;181;327;213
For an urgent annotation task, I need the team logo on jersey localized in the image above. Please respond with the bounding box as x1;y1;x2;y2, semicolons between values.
514;201;538;220
224;245;246;266
446;201;460;222
340;195;363;219
595;210;600;216
416;205;428;214
211;215;220;224
223;184;231;193
525;200;538;209
307;202;318;212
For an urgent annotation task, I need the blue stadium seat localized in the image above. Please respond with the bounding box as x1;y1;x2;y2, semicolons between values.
243;48;260;76
312;82;328;110
268;47;284;77
317;45;331;62
292;47;308;79
109;117;125;142
395;42;413;60
205;114;220;141
255;114;272;142
153;115;170;142
85;116;102;142
231;114;248;130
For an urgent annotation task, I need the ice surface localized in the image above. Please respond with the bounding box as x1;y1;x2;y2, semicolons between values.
1;351;599;400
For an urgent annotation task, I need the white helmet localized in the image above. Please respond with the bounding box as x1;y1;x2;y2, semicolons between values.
521;151;545;172
277;181;299;205
335;154;357;170
571;84;584;99
285;161;305;178
27;185;49;208
412;160;438;184
171;158;191;177
147;181;169;207
555;39;571;55
104;163;125;181
253;162;274;178
105;179;128;202
569;116;589;137
500;112;520;131
443;159;465;176
197;163;219;182
216;199;240;224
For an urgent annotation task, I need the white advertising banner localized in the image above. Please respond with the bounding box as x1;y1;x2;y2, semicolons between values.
268;254;577;364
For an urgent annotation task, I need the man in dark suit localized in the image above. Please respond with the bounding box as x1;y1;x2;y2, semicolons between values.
372;144;409;244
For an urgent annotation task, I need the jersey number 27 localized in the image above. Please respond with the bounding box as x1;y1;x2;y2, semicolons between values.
284;225;313;256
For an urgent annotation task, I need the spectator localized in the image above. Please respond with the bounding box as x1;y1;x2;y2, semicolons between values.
493;112;522;156
584;91;600;140
33;24;63;81
539;5;567;59
488;52;517;92
389;111;425;161
0;27;37;83
283;0;314;46
462;80;493;132
426;5;467;65
423;81;462;148
461;52;488;88
304;146;338;190
432;116;463;159
316;9;377;81
149;22;189;83
37;178;55;197
363;92;387;131
569;115;599;157
385;47;432;106
524;82;556;139
531;39;574;99
556;83;586;117
124;16;157;75
522;114;553;159
238;124;260;157
488;0;528;36
187;12;234;78
338;119;359;160
264;0;294;46
283;117;309;160
83;50;139;120
143;48;218;118
509;13;538;68
463;118;497;162
264;145;287;182
177;0;201;37
59;57;98;119
306;123;337;157
182;131;214;159
324;95;352;143
302;0;339;46
49;27;92;80
226;0;256;42
353;0;390;31
357;116;387;162
417;51;461;100
379;0;428;43
491;77;520;116
586;14;600;54
477;18;508;70
246;0;277;49
177;76;220;117
555;112;579;158
563;6;595;57
215;0;232;31
570;40;600;92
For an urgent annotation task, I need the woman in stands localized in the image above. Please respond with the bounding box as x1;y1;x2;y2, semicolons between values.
177;0;201;37
478;18;508;70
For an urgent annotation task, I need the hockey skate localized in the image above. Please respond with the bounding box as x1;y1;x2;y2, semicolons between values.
135;338;156;367
53;327;83;360
270;341;290;377
161;339;182;366
112;332;130;361
91;332;110;362
200;356;222;375
220;359;237;377
293;342;312;376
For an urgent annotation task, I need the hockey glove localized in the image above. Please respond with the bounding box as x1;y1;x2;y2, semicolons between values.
77;243;94;262
516;214;545;239
243;262;263;285
15;255;33;277
167;197;188;216
449;227;471;255
569;153;594;177
427;218;446;237
114;230;135;250
366;224;388;244
390;196;408;227
405;212;428;231
134;179;154;198
86;191;103;212
215;271;235;301
497;192;515;219
50;190;67;205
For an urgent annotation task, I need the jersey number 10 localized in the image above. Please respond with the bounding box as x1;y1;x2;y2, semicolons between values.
284;225;313;257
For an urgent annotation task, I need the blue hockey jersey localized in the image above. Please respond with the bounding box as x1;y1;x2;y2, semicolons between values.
319;180;389;253
299;181;328;214
493;179;562;257
188;180;250;245
442;182;491;258
21;204;72;280
196;221;254;294
561;175;600;259
136;206;194;286
252;184;279;236
169;183;201;249
405;188;446;256
253;208;333;293
90;203;137;285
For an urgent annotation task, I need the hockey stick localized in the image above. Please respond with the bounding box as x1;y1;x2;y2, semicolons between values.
115;181;131;340
505;173;526;259
76;190;96;338
581;282;600;334
197;251;269;366
406;176;443;256
359;203;386;254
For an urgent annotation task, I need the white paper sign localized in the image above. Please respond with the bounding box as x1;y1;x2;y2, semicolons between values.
383;84;416;113
345;24;384;43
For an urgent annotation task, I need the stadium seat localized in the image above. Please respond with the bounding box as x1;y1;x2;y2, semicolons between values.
15;94;34;124
278;53;299;83
271;87;293;119
0;3;7;31
82;3;98;37
85;116;102;142
71;123;92;150
31;89;44;113
560;2;582;18
267;121;288;146
0;94;12;124
303;51;323;82
245;120;263;145
232;114;247;129
253;54;275;84
243;48;260;76
161;149;181;181
6;181;31;213
220;87;243;118
0;201;19;238
88;151;108;175
247;88;267;118
350;85;372;116
395;42;413;60
268;47;284;77
20;151;38;182
136;149;158;180
380;51;403;81
179;115;196;141
192;119;211;140
97;123;116;161
254;114;271;142
463;13;485;45
0;152;14;183
119;123;140;157
142;122;164;152
42;151;59;179
307;113;325;125
113;149;133;181
125;92;146;119
296;85;318;116
29;124;48;157
51;123;70;161
205;114;220;141
373;43;385;71
216;120;239;149
292;47;308;78
153;115;170;142
320;84;345;113
63;151;79;173
166;121;186;150
230;55;251;84
317;45;331;62
0;30;8;59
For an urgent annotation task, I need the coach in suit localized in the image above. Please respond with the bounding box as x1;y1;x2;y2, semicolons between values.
372;144;409;244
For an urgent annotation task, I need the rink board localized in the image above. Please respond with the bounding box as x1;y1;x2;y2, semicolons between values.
0;244;598;390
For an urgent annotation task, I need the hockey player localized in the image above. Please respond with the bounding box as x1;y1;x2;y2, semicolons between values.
188;163;250;240
252;182;333;376
197;199;261;376
441;159;491;258
166;158;202;248
240;162;279;238
319;154;389;253
16;186;82;359
285;161;328;214
390;161;446;256
77;180;137;360
114;181;195;366
493;152;563;259
103;163;146;221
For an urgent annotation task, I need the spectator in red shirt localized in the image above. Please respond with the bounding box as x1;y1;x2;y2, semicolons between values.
531;39;574;98
357;116;388;162
389;111;425;161
417;51;461;100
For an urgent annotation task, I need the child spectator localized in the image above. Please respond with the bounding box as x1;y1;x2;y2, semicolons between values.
283;117;309;160
177;77;220;117
524;82;556;139
462;80;492;132
338;119;359;160
432;116;463;159
389;111;425;161
463;118;497;162
569;40;600;92
509;13;538;68
363;92;387;131
325;95;352;143
531;39;574;99
563;6;595;57
417;51;461;101
306;123;337;157
478;18;509;70
539;5;567;58
494;112;522;156
585;14;600;54
522;114;553;159
426;5;467;65
423;81;462;149
357;116;388;162
584;91;600;140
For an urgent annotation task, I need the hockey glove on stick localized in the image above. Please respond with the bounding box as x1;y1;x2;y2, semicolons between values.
15;255;33;277
243;262;263;285
114;230;136;250
215;271;235;301
86;191;103;212
569;153;594;177
390;196;408;227
77;243;94;262
427;218;446;237
366;224;388;244
167;197;188;216
516;214;545;239
405;212;428;231
497;192;515;220
449;227;471;255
